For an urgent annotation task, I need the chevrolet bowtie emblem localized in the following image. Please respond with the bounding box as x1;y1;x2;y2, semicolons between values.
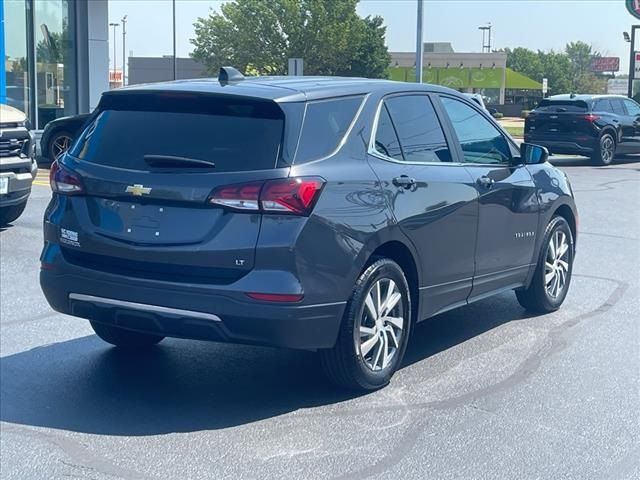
125;184;152;196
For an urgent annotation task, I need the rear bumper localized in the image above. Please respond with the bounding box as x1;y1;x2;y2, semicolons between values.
40;245;346;350
524;136;596;156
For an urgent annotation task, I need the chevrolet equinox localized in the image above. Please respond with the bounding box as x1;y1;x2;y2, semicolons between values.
40;69;578;390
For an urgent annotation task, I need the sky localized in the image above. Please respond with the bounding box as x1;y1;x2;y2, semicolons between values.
107;0;633;72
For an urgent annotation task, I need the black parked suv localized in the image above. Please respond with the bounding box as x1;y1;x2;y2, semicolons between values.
41;70;578;390
525;94;640;165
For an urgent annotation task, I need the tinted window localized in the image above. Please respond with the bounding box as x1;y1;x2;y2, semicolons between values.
623;99;640;116
295;96;364;163
384;95;450;163
441;96;511;165
536;99;589;112
374;105;403;160
593;99;613;113
70;94;284;172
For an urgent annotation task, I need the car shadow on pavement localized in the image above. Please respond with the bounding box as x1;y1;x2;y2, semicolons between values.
1;293;533;436
548;155;640;167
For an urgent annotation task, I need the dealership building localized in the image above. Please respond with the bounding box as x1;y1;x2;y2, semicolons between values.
1;0;108;132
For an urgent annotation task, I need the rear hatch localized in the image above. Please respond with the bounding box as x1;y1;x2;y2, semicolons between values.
56;91;289;284
526;99;592;137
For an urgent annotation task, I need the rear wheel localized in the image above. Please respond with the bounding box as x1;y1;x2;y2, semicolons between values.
0;201;27;226
48;130;74;162
90;321;165;348
516;216;574;313
320;258;411;391
591;133;616;166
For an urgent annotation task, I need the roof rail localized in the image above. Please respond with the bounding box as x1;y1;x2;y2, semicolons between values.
219;66;245;84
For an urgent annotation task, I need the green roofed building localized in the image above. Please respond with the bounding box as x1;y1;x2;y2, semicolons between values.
389;43;543;110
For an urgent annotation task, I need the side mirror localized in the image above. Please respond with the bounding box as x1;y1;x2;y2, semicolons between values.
519;143;549;165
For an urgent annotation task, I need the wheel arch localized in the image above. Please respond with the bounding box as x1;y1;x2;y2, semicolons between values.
553;204;577;249
366;240;420;324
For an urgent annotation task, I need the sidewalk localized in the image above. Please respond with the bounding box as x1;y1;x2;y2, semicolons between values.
498;117;524;138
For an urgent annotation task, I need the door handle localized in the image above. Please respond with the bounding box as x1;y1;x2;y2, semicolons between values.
477;176;495;188
392;175;417;189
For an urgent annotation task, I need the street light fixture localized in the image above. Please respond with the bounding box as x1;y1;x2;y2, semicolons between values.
624;31;631;42
478;23;492;53
109;22;120;80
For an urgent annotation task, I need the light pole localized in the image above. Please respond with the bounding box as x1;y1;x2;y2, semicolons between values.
109;22;119;79
121;15;127;86
172;0;177;80
415;0;424;83
626;26;640;98
479;23;492;53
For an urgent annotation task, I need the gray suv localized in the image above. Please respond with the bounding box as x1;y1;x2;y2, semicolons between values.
40;70;577;390
0;104;37;225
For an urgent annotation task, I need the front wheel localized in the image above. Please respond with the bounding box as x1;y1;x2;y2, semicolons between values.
320;258;412;391
516;216;574;313
592;133;616;166
90;321;165;348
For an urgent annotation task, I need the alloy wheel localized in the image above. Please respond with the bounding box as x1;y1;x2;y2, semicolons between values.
52;135;72;159
544;230;570;299
358;278;405;371
601;136;614;164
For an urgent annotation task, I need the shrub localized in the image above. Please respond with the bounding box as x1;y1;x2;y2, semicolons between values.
492;112;504;119
521;110;532;118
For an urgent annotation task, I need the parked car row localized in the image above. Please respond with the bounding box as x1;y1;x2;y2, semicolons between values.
40;71;578;390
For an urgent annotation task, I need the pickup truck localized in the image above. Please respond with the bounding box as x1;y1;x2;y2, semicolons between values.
0;104;37;225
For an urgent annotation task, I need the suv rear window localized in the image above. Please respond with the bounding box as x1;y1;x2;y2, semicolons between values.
536;99;588;112
70;93;284;172
295;96;364;163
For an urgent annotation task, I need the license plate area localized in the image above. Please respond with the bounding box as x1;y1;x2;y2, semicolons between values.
0;177;8;195
91;199;217;245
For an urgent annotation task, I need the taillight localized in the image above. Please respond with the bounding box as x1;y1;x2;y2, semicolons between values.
584;114;600;122
50;161;84;194
261;177;324;215
208;177;325;216
209;182;262;211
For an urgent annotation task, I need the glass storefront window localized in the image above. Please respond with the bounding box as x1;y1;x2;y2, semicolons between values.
3;0;31;118
34;0;76;129
2;0;76;129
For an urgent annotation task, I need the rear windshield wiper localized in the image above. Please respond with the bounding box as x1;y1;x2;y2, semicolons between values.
143;154;215;168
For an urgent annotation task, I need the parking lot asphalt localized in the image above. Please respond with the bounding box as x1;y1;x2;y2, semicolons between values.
1;157;639;480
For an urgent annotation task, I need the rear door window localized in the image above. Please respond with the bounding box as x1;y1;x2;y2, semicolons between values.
295;96;364;163
374;105;403;160
383;95;451;163
70;93;284;172
593;99;614;113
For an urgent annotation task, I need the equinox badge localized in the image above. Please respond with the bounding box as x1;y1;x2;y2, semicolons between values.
126;184;152;196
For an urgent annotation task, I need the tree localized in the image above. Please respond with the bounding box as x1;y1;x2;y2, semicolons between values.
190;0;390;78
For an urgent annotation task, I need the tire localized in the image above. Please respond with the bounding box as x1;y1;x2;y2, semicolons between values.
591;133;616;166
0;201;27;226
90;321;165;348
516;216;574;313
320;258;412;391
48;130;74;162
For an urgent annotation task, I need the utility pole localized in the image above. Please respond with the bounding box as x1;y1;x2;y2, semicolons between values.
628;26;639;98
109;22;119;78
121;15;127;86
415;0;424;83
172;0;177;80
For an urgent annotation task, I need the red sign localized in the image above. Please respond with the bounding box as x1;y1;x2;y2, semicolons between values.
109;70;123;82
589;57;620;73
